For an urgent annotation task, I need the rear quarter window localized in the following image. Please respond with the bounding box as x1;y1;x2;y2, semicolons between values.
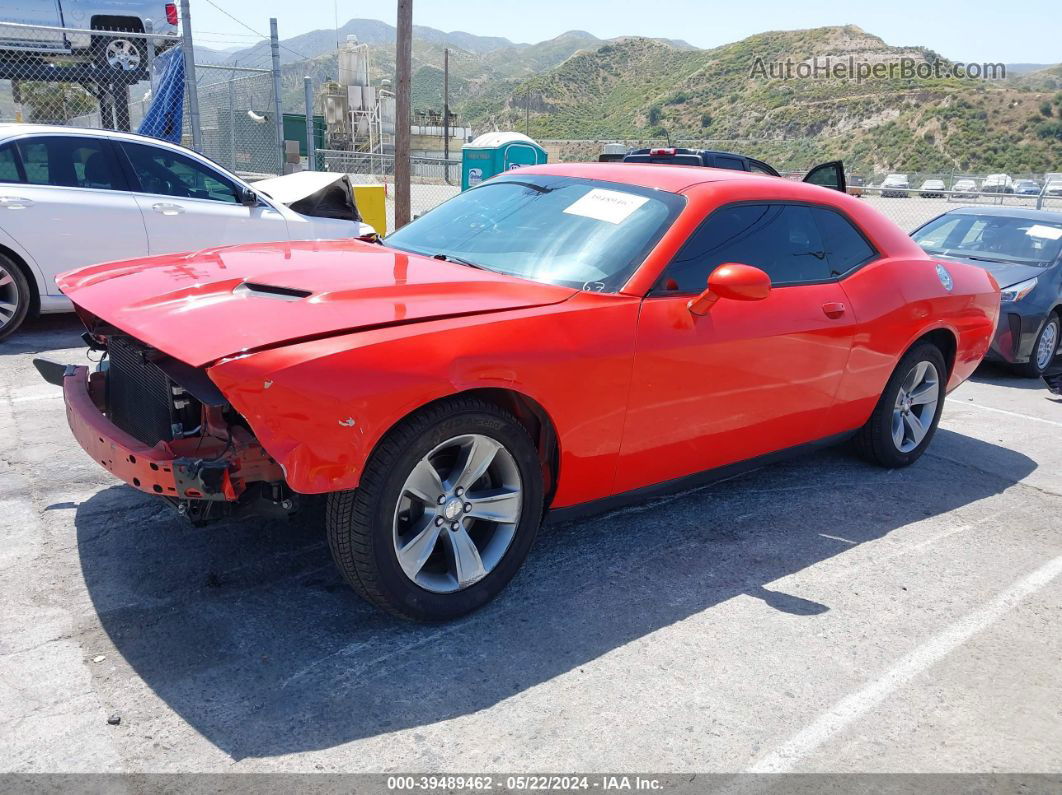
0;144;22;183
809;207;877;275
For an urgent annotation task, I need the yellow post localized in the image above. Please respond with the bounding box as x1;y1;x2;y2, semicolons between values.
351;184;387;236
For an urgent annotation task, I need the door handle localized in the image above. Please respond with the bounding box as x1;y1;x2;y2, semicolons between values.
0;196;33;209
152;202;185;215
822;302;846;318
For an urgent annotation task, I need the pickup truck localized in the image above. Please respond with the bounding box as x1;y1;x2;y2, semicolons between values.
0;0;178;72
622;147;847;193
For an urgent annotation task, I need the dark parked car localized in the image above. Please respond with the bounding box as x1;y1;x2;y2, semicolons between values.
912;207;1062;376
621;147;847;192
1015;180;1042;196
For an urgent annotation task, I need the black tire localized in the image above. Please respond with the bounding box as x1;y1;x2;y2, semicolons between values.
855;342;947;468
1015;313;1059;378
327;397;544;622
91;33;147;74
0;255;32;343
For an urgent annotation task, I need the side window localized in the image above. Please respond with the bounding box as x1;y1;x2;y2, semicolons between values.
748;161;775;176
809;207;876;276
15;137;121;190
661;203;832;292
121;142;239;203
0;144;22;183
714;156;746;171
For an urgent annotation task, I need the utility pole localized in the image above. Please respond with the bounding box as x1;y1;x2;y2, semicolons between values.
443;47;450;183
525;86;530;135
269;18;285;173
394;0;412;228
180;0;202;150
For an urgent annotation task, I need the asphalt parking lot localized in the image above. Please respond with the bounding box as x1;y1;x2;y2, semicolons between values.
1;315;1060;775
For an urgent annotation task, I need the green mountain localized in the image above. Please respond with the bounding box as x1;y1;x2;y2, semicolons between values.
458;26;1062;175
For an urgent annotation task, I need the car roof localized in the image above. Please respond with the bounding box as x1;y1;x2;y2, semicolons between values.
943;205;1062;223
506;161;776;193
0;123;191;152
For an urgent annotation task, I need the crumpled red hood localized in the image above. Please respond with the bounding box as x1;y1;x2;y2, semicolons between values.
58;239;577;367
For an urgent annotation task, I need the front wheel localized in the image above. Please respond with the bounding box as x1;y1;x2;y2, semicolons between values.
0;255;31;342
855;343;946;468
327;397;544;621
1015;314;1059;378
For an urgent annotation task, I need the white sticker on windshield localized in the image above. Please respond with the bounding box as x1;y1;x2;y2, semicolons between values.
563;188;649;224
1026;224;1062;240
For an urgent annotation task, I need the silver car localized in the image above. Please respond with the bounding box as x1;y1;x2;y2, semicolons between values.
0;0;177;72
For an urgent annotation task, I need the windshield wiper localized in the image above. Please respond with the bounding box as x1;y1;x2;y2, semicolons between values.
432;253;486;269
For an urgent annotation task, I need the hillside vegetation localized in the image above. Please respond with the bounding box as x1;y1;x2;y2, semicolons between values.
468;26;1062;174
207;21;1061;175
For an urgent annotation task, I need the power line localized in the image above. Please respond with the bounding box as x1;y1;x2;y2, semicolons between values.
196;0;314;60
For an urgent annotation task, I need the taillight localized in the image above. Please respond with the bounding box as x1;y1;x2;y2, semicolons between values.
649;147;676;156
165;3;178;25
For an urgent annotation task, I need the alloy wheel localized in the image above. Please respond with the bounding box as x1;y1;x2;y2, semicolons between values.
0;263;20;332
1035;319;1059;371
392;433;522;594
105;39;142;71
891;360;940;453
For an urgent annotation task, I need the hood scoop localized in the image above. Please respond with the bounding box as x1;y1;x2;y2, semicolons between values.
234;282;313;301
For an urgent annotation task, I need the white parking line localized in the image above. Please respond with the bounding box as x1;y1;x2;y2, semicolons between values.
11;394;63;404
952;400;1062;428
746;553;1062;773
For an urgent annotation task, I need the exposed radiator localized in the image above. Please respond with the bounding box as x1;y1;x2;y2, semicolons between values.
106;337;178;447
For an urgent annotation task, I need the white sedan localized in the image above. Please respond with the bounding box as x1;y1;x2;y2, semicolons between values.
0;124;375;340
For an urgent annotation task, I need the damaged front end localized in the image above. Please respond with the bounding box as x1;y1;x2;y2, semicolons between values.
35;331;299;526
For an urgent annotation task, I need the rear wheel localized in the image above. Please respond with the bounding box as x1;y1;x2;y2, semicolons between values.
1015;314;1059;378
92;32;146;73
855;343;946;468
0;255;31;342
327;397;543;621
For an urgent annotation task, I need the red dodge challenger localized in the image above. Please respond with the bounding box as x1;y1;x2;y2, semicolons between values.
37;163;1000;621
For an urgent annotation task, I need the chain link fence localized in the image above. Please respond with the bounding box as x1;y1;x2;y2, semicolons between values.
318;149;460;232
1;20;180;129
192;64;279;176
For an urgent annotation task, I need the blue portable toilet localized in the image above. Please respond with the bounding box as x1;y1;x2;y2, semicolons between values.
461;132;548;191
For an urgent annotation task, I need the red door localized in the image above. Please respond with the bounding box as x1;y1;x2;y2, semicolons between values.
614;201;860;493
615;286;856;492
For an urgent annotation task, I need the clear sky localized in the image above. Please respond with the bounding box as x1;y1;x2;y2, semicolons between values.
189;0;1060;64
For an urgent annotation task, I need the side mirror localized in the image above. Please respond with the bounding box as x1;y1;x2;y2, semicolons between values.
687;263;772;315
239;187;258;207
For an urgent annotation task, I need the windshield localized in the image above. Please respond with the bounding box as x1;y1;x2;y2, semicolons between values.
384;174;685;291
912;213;1062;267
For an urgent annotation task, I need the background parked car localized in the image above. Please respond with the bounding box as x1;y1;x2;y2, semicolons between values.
0;125;375;340
1015;179;1042;196
0;0;177;74
951;178;979;198
919;179;946;198
881;174;910;197
912;206;1062;376
982;174;1015;194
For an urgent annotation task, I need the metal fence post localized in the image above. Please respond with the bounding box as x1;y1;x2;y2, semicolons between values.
304;75;315;171
227;73;236;171
269;18;284;174
180;0;202;151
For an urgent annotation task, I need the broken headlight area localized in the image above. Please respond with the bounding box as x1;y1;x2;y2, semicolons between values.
39;331;298;525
